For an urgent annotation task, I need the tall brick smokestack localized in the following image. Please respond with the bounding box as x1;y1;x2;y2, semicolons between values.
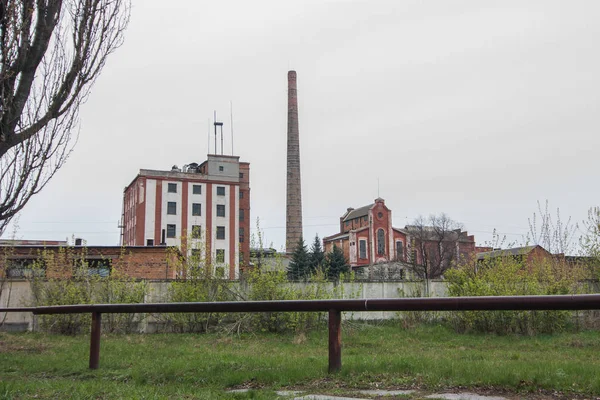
286;70;303;253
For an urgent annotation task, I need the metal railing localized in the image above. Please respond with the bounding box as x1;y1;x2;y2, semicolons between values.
2;294;600;372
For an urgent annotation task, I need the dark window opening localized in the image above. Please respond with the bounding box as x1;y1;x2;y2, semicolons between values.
396;241;404;260
217;204;226;217
239;172;244;178
219;166;224;172
192;203;201;216
167;201;177;215
6;259;46;279
191;225;202;239
167;183;177;193
359;240;367;259
239;209;244;221
239;227;245;243
192;185;202;195
167;224;176;238
217;186;225;196
216;249;225;263
377;229;385;255
146;239;154;246
239;190;244;199
216;226;225;240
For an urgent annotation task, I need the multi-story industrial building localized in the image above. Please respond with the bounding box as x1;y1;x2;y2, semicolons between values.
121;154;250;279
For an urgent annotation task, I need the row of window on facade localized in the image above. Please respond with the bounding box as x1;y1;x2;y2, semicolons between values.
166;202;245;220
190;248;245;265
163;224;245;242
166;183;245;198
355;230;404;260
6;258;111;279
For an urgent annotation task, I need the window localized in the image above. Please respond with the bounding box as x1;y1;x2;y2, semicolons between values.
80;259;111;277
219;165;224;172
7;259;46;279
192;203;201;216
167;201;177;215
239;190;244;199
216;186;225;196
239;172;244;178
396;241;404;260
192;184;202;195
191;225;202;239
216;204;225;217
239;227;245;243
146;239;154;246
216;226;225;240
216;249;225;263
190;249;202;265
167;224;176;238
359;240;367;259
167;183;177;193
239;209;244;221
377;229;385;255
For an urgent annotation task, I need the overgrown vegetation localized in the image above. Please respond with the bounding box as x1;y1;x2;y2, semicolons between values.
1;324;600;399
29;246;148;335
154;229;358;334
446;254;587;335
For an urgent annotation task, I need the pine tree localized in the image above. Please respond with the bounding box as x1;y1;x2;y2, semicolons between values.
325;244;350;281
287;237;310;281
309;234;324;275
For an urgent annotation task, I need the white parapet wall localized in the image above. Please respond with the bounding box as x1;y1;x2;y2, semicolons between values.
0;280;448;332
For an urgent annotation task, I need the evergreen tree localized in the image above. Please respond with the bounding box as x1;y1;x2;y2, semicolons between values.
325;244;350;281
309;234;325;274
287;237;310;280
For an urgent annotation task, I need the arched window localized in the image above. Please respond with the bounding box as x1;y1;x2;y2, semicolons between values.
377;229;385;255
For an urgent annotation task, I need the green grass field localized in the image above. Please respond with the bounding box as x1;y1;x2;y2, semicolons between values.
1;323;599;399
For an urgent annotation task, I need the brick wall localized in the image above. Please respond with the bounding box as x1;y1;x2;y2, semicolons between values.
0;246;179;280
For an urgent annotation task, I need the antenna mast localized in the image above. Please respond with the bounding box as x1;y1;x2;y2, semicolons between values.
230;101;234;155
213;111;224;155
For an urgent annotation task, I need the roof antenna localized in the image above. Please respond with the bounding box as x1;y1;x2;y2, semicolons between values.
377;177;380;198
230;101;234;155
207;118;210;154
213;111;224;155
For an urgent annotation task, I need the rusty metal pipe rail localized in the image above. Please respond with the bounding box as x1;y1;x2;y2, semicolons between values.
2;294;600;372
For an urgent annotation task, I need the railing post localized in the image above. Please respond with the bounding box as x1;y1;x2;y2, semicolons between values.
89;312;102;369
328;309;342;373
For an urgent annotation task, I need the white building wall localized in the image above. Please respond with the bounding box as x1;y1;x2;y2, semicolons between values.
163;181;182;247
144;179;156;244
187;182;206;255
212;183;230;276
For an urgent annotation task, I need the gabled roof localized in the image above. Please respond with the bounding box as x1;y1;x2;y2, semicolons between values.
342;204;373;222
476;245;539;260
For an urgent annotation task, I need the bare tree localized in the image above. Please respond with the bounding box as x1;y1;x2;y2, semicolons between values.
527;200;577;255
405;213;464;281
0;0;130;234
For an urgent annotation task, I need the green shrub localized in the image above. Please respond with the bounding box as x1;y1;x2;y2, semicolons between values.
445;255;586;335
30;247;149;335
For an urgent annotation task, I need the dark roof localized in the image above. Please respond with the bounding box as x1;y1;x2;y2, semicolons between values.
323;233;350;242
476;245;539;260
403;226;472;243
342;204;373;222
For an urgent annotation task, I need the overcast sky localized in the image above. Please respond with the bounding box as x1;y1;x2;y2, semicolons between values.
3;0;599;253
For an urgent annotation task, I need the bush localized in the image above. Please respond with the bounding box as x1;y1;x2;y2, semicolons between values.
445;255;586;335
30;247;148;335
